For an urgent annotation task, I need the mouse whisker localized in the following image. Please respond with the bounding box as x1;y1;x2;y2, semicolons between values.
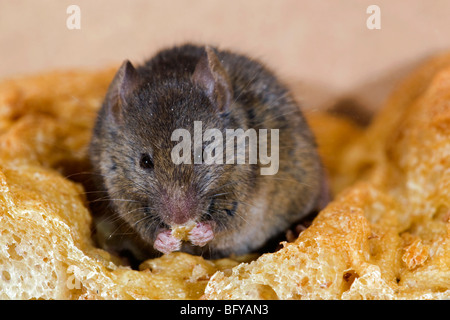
202;208;228;231
132;213;156;227
124;206;157;216
90;198;142;204
208;191;234;198
228;69;260;110
79;190;110;195
110;199;144;203
105;218;135;239
206;201;250;226
254;176;313;188
252;109;298;127
64;171;95;179
94;212;125;227
206;180;239;194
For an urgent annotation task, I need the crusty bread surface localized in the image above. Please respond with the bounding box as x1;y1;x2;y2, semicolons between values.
0;53;449;299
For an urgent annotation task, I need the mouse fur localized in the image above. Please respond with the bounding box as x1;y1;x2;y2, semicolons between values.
89;43;328;260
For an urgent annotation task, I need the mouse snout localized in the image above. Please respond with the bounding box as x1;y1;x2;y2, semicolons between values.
160;188;198;225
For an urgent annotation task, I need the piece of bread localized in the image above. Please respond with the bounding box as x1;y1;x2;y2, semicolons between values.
0;68;258;299
204;53;450;299
0;52;449;299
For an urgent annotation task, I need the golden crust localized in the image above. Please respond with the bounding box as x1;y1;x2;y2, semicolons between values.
204;52;450;299
0;69;245;299
0;53;449;299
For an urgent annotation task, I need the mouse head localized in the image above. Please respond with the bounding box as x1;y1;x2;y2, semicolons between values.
98;47;254;250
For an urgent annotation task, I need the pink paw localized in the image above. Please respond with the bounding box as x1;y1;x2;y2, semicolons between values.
189;222;215;247
154;229;181;254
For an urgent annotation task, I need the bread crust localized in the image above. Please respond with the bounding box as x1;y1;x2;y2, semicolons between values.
0;53;449;299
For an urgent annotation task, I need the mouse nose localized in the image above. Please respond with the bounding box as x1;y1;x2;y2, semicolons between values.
160;188;197;225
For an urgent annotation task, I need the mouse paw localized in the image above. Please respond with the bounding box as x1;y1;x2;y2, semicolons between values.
154;229;181;254
189;222;215;247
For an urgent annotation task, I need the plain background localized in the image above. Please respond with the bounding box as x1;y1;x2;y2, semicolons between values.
1;0;450;112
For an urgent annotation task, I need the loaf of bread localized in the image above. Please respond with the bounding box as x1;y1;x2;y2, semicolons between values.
204;53;450;299
0;52;449;299
0;68;254;299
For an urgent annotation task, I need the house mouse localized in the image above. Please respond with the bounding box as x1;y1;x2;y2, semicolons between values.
89;43;329;261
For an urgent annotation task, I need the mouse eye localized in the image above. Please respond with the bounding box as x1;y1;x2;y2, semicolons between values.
139;153;154;170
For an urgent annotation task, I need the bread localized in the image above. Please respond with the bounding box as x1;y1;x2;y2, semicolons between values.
0;52;449;299
0;68;257;299
204;53;450;299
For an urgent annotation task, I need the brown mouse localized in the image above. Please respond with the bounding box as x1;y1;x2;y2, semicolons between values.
89;44;329;261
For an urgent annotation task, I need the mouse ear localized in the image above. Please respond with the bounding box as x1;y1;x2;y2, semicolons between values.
192;46;233;113
104;60;139;123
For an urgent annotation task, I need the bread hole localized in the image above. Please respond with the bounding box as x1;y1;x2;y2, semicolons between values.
243;283;279;299
257;284;279;300
342;269;359;291
12;233;21;243
354;161;374;180
21;292;30;300
2;270;11;281
7;243;24;261
432;205;449;222
300;276;309;286
48;271;57;290
368;232;381;257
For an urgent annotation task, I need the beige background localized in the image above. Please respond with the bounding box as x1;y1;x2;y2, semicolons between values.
1;0;450;112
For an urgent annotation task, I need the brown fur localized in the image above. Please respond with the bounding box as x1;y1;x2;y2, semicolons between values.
89;44;327;260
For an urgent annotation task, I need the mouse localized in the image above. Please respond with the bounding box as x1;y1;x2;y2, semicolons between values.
89;43;329;261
